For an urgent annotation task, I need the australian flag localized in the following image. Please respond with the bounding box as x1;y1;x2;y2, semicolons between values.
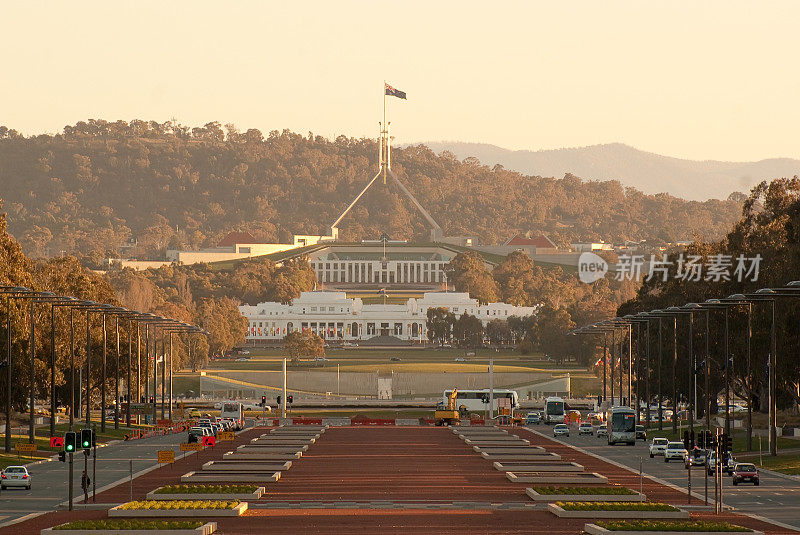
384;83;406;100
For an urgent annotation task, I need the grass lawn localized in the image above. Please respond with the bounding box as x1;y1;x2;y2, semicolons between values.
755;453;800;475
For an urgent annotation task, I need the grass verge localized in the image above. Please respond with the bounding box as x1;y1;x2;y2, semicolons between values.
596;520;750;532
154;484;258;494
557;501;677;511
53;519;204;530
533;486;636;495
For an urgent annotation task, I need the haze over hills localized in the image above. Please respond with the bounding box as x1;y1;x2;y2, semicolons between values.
415;142;800;201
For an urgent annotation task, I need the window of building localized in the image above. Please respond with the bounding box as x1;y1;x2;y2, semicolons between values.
329;306;334;312
311;307;317;312
394;323;403;335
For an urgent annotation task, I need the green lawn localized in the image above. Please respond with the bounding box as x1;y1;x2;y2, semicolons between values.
756;453;800;475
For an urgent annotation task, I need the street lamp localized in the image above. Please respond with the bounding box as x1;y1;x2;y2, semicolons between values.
0;286;33;452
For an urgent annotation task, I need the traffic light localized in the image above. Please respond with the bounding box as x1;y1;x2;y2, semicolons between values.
682;430;690;450
277;395;281;405
80;428;92;450
64;431;77;453
697;432;705;448
706;430;715;448
261;395;266;406
58;451;66;462
721;433;733;453
149;395;155;404
288;395;293;404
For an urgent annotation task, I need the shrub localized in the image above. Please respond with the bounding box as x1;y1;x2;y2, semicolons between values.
119;500;239;510
596;520;751;532
557;501;677;511
154;484;258;494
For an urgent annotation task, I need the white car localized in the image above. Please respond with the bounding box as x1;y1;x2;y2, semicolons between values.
649;437;669;457
1;466;31;490
664;442;688;463
553;423;570;437
578;423;593;435
596;427;608;437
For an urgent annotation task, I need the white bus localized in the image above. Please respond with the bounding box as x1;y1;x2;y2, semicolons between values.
442;389;518;413
607;406;636;445
543;396;565;424
220;401;244;429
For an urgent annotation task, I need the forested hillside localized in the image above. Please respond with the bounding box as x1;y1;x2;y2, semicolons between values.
0;121;743;260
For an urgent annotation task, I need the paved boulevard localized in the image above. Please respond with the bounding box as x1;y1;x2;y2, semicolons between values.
529;425;800;530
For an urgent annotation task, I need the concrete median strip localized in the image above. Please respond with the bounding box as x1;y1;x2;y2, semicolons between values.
237;444;308;452
582;524;763;535
472;446;546;454
481;452;562;461
41;521;218;535
493;461;584;472
146;486;265;501
526;488;646;502
506;471;608;484
180;471;281;483
223;451;300;460
109;502;248;518
201;460;292;471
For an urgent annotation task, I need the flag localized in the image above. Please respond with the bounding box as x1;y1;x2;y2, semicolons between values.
384;83;406;100
377;288;387;295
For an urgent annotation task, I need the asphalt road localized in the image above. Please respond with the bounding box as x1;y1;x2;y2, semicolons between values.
528;424;800;530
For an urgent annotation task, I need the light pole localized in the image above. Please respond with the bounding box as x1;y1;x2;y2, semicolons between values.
0;286;33;452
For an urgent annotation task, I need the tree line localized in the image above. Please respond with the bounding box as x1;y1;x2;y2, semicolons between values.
0;120;743;262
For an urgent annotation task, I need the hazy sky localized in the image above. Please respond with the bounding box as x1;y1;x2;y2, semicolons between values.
3;1;799;162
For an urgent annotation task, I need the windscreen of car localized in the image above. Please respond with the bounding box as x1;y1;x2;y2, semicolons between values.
546;401;564;415
5;467;25;473
611;412;636;432
654;438;668;445
737;464;756;471
667;442;684;449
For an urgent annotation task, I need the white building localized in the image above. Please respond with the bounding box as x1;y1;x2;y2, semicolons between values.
239;291;536;343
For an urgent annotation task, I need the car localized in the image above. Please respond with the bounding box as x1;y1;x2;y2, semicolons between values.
553;423;570;437
235;357;250;362
635;425;647;440
708;451;737;475
525;413;541;425
189;408;202;418
188;426;210;443
732;463;759;485
664;441;688;462
578;422;594;435
596;427;608;437
1;466;31;490
684;447;707;468
454;357;466;362
390;357;401;362
313;356;330;362
649;437;669;457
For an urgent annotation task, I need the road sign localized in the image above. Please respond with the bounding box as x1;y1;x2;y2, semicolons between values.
201;436;216;447
123;402;150;415
180;442;203;452
218;431;235;442
15;443;37;453
50;436;64;448
157;450;175;463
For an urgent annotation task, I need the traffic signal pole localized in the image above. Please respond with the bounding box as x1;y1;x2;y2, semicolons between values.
68;450;73;511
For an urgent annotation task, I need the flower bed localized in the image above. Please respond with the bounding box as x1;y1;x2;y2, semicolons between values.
584;520;762;535
548;501;689;519
109;500;247;518
527;486;645;502
43;519;217;535
147;485;264;501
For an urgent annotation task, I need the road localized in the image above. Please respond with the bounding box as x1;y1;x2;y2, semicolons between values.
528;424;800;530
0;430;192;526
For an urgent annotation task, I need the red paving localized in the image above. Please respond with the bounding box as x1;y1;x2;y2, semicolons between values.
2;425;796;535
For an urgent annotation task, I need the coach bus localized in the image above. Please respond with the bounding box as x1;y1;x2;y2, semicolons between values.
607;406;636;445
543;396;565;424
442;389;518;413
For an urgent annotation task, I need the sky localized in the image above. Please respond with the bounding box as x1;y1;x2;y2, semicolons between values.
2;1;799;162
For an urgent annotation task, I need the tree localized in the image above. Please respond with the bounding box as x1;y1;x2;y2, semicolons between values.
486;319;512;346
283;330;325;363
453;314;484;348
532;306;576;364
444;252;499;305
492;251;536;306
426;307;455;345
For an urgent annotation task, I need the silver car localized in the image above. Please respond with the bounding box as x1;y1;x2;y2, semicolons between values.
1;466;31;490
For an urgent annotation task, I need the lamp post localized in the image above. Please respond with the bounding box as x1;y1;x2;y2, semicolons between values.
624;314;651;424
47;296;82;436
0;286;33;452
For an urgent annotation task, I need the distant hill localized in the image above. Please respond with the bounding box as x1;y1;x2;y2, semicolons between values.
415;142;800;201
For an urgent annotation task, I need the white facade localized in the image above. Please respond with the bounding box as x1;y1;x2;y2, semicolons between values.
240;291;537;342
